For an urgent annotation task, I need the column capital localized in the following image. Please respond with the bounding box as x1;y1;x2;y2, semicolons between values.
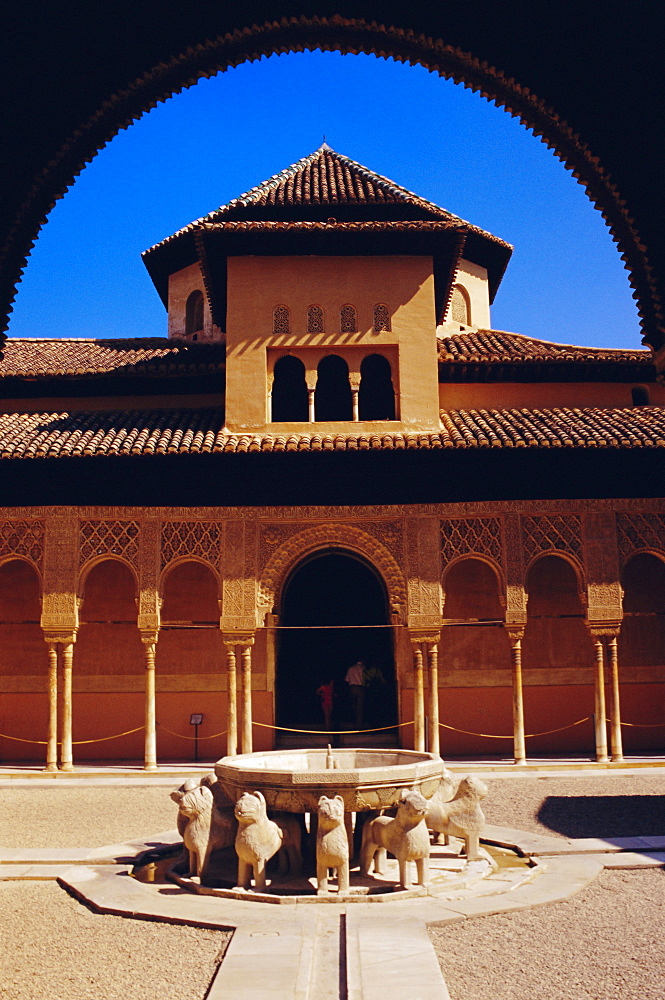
587;622;621;639
42;630;77;645
222;631;255;648
140;630;159;646
408;630;440;646
504;624;525;646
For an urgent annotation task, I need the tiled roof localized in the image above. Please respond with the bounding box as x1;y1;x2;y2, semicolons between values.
0;338;226;379
144;146;510;253
1;406;664;459
438;330;650;366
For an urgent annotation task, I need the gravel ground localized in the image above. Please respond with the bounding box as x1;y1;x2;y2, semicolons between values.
481;773;665;839
430;869;665;1000
0;881;228;1000
0;786;178;848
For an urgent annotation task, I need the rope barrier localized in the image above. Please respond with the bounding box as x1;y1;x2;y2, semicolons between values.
252;720;413;735
156;722;228;740
614;720;665;728
0;726;145;745
438;716;592;740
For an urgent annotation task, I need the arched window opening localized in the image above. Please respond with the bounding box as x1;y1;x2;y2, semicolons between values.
358;354;395;420
620;553;665;667
271;355;308;421
631;385;650;406
273;305;290;335
315;354;352;421
450;285;471;325
307;305;324;334
373;303;391;333
185;289;204;336
340;304;357;334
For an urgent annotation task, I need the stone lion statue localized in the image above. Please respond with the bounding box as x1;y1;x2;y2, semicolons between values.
234;791;302;890
178;784;237;879
360;789;430;889
426;775;487;860
316;795;349;895
170;773;233;838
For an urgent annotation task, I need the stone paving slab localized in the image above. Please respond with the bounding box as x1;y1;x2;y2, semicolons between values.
0;864;81;879
594;851;665;869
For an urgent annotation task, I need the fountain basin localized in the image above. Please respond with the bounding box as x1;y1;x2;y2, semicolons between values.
215;748;444;812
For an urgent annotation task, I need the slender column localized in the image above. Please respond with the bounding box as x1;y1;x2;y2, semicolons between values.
306;371;317;422
60;641;74;771
241;645;253;753
507;628;527;765
45;642;59;771
607;636;624;762
413;645;425;752
426;643;440;757
142;633;158;771
593;637;609;763
226;645;238;757
350;373;361;422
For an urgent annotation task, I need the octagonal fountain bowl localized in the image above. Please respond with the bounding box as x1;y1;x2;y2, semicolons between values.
215;747;444;813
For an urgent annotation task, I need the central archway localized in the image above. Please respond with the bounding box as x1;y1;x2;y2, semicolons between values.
275;550;397;746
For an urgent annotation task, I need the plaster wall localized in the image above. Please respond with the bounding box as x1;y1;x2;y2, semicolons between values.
167;262;219;341
225;255;440;432
439;380;665;411
441;259;491;331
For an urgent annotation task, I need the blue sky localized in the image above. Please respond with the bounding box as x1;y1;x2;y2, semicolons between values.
8;51;641;349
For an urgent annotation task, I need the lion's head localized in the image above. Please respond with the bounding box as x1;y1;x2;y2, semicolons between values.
318;794;345;828
234;790;267;825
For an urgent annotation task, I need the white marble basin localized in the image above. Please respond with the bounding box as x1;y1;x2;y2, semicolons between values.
215;748;444;812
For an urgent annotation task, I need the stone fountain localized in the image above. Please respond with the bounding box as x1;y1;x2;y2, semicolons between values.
165;746;495;901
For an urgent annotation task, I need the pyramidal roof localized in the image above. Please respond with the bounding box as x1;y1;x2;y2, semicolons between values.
200;144;459;220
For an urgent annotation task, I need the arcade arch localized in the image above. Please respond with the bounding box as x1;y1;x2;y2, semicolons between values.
619;552;665;750
523;554;594;754
76;558;143;760
0;559;44;758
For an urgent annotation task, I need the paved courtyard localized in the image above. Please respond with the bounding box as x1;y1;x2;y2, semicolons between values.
0;768;663;999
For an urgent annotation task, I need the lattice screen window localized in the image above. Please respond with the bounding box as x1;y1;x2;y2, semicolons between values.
450;286;470;325
0;520;45;566
340;304;357;334
617;512;665;562
440;517;503;565
521;514;583;563
307;305;324;334
79;520;140;566
273;305;290;335
373;303;391;333
161;521;221;568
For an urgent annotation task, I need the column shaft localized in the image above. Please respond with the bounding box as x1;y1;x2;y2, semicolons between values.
143;638;157;771
60;642;74;771
607;637;624;762
45;643;58;771
226;646;238;757
427;644;440;757
308;388;316;422
510;638;527;765
241;645;253;753
351;388;359;422
413;646;425;752
593;638;609;763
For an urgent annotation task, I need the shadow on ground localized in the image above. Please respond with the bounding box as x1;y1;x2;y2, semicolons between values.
537;795;665;837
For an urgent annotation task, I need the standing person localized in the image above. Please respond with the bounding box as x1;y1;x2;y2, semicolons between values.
316;678;334;732
345;659;368;730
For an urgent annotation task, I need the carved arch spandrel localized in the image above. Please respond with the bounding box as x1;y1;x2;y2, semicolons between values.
258;523;407;613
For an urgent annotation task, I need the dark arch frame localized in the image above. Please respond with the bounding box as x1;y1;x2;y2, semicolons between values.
1;9;663;353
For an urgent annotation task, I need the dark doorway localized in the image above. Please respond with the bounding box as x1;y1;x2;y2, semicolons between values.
275;551;397;745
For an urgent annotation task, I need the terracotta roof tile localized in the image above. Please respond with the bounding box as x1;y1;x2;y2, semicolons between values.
0;338;226;379
438;330;650;365
1;406;664;459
